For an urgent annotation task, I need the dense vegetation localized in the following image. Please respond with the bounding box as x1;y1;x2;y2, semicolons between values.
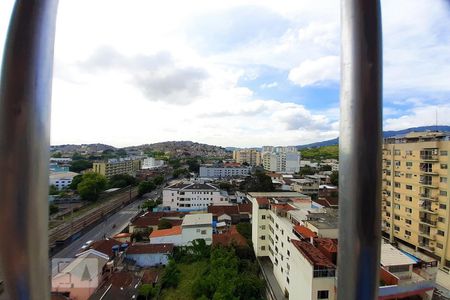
243;170;274;192
300;145;338;161
160;240;265;300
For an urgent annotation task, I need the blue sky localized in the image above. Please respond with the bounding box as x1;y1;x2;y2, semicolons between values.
1;0;449;147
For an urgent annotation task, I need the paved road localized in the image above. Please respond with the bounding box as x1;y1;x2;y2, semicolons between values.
51;188;162;261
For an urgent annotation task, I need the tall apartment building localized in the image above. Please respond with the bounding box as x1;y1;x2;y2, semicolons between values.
92;157;142;179
382;131;450;267
262;146;300;173
163;181;229;211
248;192;338;299
232;149;261;166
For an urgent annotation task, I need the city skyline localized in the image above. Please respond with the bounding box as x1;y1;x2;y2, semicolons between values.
1;0;450;147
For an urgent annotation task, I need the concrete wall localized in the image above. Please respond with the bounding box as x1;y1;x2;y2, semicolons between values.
182;225;213;245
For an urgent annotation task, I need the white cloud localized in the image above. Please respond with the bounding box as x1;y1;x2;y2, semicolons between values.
288;56;339;87
384;104;450;131
260;82;278;89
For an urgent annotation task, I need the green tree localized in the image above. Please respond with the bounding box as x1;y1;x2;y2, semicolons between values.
116;148;127;157
161;259;180;289
299;165;316;176
77;172;107;201
142;200;158;211
152;175;164;186
69;175;83;190
49;184;59;195
186;158;200;173
138;180;156;196
172;168;188;179
245;170;274;192
236;223;252;241
320;164;332;171
158;219;172;230
71;152;84;160
51;152;62;158
49;203;59;215
69;160;92;173
330;171;339;186
108;174;136;188
138;283;155;300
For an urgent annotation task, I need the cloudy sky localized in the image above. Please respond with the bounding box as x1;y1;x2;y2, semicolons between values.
1;0;450;147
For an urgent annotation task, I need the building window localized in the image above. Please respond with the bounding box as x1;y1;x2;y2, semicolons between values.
405;219;412;225
386;212;391;217
406;150;413;155
394;193;400;199
405;230;411;236
201;230;207;235
394;215;400;221
405;207;412;213
317;290;329;299
287;250;290;256
440;151;448;156
405;196;412;202
261;215;266;219
395;171;401;177
437;243;444;249
406;185;413;190
394;204;400;210
261;246;266;251
440;190;448;196
438;217;446;223
394;226;400;231
395;161;401;167
286;277;290;284
438;230;445;236
441;177;447;183
394;182;401;188
441;164;448;170
439;203;447;209
394;150;401;155
406;161;413;167
261;225;266;230
261;235;266;240
406;173;412;179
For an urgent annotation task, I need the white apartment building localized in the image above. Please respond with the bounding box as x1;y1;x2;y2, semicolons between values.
199;165;251;178
163;181;229;211
262;146;300;173
249;192;338;300
142;157;165;169
49;171;79;190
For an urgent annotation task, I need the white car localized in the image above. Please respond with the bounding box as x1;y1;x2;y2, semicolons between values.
80;240;94;250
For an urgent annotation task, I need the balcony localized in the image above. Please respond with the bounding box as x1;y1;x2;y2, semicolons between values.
418;243;435;252
418;231;435;240
419;218;437;226
420;193;438;201
420;152;438;162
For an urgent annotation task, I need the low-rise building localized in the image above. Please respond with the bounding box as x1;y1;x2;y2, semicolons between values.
49;171;79;190
149;226;183;245
163;181;229;211
125;243;173;267
199;164;251;178
181;213;213;245
291;179;318;195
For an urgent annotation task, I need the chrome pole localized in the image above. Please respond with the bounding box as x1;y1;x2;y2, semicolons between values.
0;1;58;299
338;0;382;299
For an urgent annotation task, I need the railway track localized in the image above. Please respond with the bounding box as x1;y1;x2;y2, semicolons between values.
48;187;138;246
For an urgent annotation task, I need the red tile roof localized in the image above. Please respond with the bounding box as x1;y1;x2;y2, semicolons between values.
109;272;134;287
150;226;182;238
271;203;295;212
88;239;122;258
256;197;269;206
208;205;239;216
294;225;317;239
212;225;247;247
238;203;252;213
291;239;335;268
314;238;338;253
126;243;174;255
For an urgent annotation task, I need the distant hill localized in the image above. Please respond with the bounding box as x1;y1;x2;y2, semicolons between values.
297;125;450;149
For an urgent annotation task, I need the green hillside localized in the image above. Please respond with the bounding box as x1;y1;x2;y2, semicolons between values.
300;145;339;161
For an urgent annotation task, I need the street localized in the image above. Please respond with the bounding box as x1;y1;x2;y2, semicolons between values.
51;188;162;260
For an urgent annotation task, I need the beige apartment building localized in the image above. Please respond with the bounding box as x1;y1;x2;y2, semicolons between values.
93;158;142;179
232;149;261;166
382;131;450;267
